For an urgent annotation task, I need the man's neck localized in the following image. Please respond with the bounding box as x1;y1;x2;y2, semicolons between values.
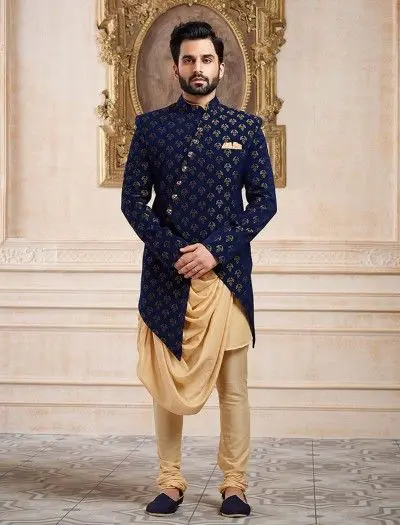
182;92;216;110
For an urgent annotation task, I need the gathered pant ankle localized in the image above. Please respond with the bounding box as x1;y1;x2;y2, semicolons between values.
153;344;250;494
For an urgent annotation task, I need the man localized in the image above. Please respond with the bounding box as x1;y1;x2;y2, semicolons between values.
121;20;277;518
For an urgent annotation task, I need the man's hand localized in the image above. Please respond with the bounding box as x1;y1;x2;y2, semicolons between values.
174;243;219;279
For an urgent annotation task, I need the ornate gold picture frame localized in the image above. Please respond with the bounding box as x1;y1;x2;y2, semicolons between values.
96;0;286;187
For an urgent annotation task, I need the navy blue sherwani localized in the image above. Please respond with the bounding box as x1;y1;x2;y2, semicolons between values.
121;95;277;360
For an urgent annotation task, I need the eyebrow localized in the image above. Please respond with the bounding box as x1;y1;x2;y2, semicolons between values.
181;54;215;60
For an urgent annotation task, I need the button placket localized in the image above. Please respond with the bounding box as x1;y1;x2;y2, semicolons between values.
169;111;210;219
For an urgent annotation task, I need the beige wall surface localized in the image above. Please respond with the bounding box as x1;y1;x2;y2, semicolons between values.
0;0;399;437
5;0;398;242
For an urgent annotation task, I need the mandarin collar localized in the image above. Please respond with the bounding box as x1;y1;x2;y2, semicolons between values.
176;94;220;113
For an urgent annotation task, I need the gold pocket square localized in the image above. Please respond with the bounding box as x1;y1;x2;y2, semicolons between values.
221;141;243;150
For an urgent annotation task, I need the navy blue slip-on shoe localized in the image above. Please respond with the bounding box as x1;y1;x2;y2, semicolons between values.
220;492;251;517
145;490;184;516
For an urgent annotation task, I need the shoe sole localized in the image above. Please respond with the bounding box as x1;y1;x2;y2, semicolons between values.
220;512;250;517
146;510;179;516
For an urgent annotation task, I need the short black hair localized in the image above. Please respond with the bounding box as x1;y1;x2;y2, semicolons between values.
170;21;224;65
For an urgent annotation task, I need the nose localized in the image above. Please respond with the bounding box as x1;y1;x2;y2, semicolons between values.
193;58;203;73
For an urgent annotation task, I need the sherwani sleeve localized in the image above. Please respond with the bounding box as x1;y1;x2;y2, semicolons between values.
202;117;277;265
121;115;187;269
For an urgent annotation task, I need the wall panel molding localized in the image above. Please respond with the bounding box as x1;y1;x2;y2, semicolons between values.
2;402;399;412
1;404;398;437
1;325;399;336
0;239;399;273
1;377;399;391
1;289;400;310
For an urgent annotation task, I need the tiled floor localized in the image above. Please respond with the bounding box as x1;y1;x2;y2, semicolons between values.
0;434;399;524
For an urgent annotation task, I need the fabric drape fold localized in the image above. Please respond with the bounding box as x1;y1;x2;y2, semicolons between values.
137;269;251;416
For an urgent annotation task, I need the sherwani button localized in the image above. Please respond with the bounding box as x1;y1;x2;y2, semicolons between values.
182;165;188;172
188;151;194;158
172;194;178;199
166;207;172;215
176;180;182;185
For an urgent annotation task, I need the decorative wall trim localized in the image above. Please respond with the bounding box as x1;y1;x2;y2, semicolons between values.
0;378;399;391
2;401;399;412
0;239;399;273
0;325;399;336
1;289;400;310
2;405;397;437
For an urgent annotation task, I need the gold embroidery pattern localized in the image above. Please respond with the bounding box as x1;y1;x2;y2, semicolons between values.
121;96;277;358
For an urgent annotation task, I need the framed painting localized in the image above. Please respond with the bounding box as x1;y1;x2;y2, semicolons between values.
97;0;286;187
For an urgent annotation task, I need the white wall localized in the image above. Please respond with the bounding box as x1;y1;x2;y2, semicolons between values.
0;0;399;437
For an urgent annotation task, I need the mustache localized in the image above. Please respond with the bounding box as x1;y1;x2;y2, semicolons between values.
190;75;208;81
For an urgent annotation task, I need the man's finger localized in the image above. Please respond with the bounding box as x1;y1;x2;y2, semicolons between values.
179;244;198;252
191;267;208;280
175;252;197;270
177;251;197;263
184;267;204;278
180;261;199;275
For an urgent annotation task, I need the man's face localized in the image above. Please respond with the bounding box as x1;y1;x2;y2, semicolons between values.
173;38;224;96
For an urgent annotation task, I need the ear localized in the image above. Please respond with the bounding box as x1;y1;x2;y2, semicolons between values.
219;62;225;80
173;63;179;77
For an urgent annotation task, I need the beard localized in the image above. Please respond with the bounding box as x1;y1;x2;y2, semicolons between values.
178;71;221;96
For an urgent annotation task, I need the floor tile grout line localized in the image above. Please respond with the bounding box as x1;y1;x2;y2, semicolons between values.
0;439;62;480
0;435;148;480
311;440;318;525
55;437;147;525
187;463;218;525
0;451;37;479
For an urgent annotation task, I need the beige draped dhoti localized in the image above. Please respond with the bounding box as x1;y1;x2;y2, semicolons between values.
136;269;252;493
137;269;252;415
